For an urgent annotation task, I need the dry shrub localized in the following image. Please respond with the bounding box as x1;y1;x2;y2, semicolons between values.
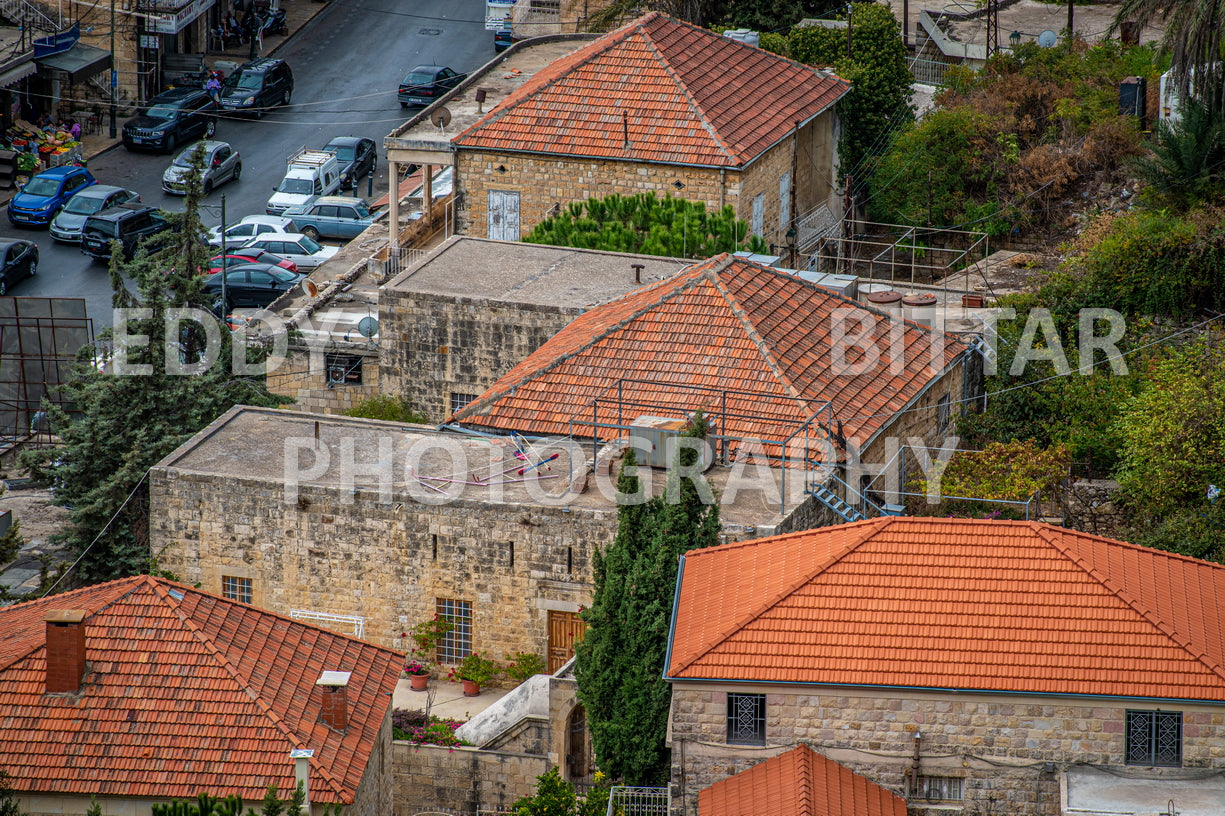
1012;144;1080;200
1080;117;1145;174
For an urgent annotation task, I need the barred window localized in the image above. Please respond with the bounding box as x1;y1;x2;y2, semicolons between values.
936;393;951;435
436;598;472;664
1126;710;1182;766
913;776;964;801
726;693;765;745
325;353;363;385
222;576;252;604
450;392;478;414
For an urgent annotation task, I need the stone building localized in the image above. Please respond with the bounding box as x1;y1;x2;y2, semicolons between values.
378;236;691;421
664;517;1225;816
150;406;817;666
0;575;400;816
451;253;975;503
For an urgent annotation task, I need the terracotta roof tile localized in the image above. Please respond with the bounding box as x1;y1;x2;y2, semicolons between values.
699;744;907;816
0;576;401;803
452;254;963;450
455;13;850;166
667;518;1225;700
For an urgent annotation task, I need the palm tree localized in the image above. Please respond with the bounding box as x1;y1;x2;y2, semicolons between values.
1133;97;1225;207
1110;0;1225;114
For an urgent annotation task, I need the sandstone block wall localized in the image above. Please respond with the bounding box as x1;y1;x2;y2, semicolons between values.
393;741;549;816
668;685;1225;816
151;471;617;656
378;289;582;422
265;348;381;417
349;711;394;816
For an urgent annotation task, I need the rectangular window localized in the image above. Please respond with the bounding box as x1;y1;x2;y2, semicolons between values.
325;353;363;385
936;393;951;435
436;598;473;664
913;776;964;801
450;392;478;413
222;576;252;604
1127;710;1182;766
779;171;791;230
726;693;765;745
750;193;764;237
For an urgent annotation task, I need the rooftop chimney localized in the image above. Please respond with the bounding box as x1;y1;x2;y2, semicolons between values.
45;610;87;693
317;671;352;731
632;263;644;284
291;748;314;812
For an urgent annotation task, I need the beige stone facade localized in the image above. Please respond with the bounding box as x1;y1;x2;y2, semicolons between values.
668;682;1225;816
265;346;381;416
454;112;839;256
393;741;549;816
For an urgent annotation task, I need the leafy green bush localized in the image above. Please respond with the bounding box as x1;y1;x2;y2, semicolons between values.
343;395;429;424
505;651;546;684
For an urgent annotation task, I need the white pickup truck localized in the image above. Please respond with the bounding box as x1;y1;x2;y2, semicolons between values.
266;148;342;216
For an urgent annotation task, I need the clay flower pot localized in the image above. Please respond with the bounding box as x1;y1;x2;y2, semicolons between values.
410;673;429;691
462;679;480;697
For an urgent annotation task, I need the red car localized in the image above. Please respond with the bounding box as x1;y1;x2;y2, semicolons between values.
206;249;298;275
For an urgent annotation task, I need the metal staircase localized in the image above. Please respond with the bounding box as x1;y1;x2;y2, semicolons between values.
809;480;866;523
805;468;900;524
1;0;64;33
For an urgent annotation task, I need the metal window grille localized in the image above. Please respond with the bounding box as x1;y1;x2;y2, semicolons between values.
436;598;472;664
913;776;964;801
605;787;669;816
222;576;252;604
324;353;363;385
937;394;951;434
726;693;766;745
450;392;478;413
1126;710;1182;766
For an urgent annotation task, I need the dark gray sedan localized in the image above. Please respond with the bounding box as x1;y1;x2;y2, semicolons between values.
162;140;242;195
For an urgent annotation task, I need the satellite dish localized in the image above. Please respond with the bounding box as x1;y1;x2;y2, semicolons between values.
431;106;452;129
302;279;319;298
1037;29;1057;48
357;315;379;339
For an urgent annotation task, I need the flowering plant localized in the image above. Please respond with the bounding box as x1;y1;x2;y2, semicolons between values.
404;658;430;676
448;651;500;686
392;708;470;747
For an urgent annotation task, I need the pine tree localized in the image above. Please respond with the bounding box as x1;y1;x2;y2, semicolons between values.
574;413;721;785
21;145;284;585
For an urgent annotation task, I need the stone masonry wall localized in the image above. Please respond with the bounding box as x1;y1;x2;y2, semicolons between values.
1062;479;1126;538
668;684;1225;816
265;347;381;417
378;289;582;422
393;741;549;816
151;471;617;656
348;710;394;816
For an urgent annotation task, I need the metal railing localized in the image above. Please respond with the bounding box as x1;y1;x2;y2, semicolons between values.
288;609;366;638
606;787;668;816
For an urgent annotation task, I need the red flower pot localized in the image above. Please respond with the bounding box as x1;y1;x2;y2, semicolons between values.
462;679;480;697
410;673;429;691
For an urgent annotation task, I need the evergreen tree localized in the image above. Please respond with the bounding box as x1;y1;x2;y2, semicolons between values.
575;413;721;785
21;145;284;585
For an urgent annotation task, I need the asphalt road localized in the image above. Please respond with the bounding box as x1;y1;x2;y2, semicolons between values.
1;0;495;329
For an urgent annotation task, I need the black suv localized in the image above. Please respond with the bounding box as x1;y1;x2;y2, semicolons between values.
220;58;294;118
81;204;171;262
122;88;218;153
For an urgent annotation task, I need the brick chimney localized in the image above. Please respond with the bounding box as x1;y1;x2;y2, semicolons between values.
45;610;87;693
316;671;352;731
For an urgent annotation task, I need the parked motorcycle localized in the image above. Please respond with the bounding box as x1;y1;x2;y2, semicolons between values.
260;8;288;37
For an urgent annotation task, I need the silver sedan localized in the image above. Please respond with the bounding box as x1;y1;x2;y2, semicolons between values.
49;185;141;243
162;140;242;195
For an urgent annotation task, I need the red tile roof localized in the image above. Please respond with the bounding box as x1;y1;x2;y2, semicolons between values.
0;576;401;803
667;518;1225;701
454;13;850;167
451;254;964;450
699;744;907;816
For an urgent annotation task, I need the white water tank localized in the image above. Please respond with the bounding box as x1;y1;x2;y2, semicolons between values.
723;28;761;47
866;289;903;318
903;293;938;327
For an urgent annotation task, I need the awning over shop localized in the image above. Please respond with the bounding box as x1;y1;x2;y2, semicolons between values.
0;56;36;89
35;43;111;83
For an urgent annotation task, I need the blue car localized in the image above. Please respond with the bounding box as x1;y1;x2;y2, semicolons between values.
8;165;97;227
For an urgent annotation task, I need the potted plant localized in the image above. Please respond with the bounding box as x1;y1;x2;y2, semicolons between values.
404;653;431;691
408;614;454;657
449;652;499;696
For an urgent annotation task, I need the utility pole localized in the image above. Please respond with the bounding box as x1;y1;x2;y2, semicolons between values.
846;2;853;59
1066;0;1073;41
108;0;116;137
220;194;227;314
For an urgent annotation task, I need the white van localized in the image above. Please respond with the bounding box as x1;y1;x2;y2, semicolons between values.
266;148;341;216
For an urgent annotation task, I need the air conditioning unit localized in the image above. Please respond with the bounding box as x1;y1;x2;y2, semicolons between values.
629;416;715;471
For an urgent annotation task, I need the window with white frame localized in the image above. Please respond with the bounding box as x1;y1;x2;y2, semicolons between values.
222;576;252;604
726;693;765;745
436;598;473;664
450;392;478;414
912;776;964;802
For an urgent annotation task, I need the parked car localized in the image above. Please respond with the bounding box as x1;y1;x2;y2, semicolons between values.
324;136;376;190
241;233;339;269
206;249;298;275
0;239;38;296
8;165;96;227
220;57;294;118
202;263;307;309
49;185;140;243
122;87;218;153
207;215;297;249
283;195;376;240
398;65;466;108
266;148;341;216
494;22;514;52
80;204;171;262
163;141;242;195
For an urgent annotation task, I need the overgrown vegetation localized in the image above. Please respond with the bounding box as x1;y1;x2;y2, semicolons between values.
511;767;611;816
523;193;768;258
19;145;283;585
391;708;470;748
343;394;429;424
908;439;1071;518
150;784;315;816
574;413;720;786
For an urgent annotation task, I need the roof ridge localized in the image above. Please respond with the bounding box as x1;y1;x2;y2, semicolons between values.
151;581;351;798
453;264;714;423
669;518;893;674
797;743;815;816
1034;524;1225;685
636;22;740;164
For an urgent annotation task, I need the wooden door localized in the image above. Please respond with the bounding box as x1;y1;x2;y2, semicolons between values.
547;610;586;673
487;189;520;241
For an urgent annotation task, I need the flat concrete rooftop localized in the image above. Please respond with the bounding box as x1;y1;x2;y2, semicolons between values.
156;406;808;528
385;236;693;308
